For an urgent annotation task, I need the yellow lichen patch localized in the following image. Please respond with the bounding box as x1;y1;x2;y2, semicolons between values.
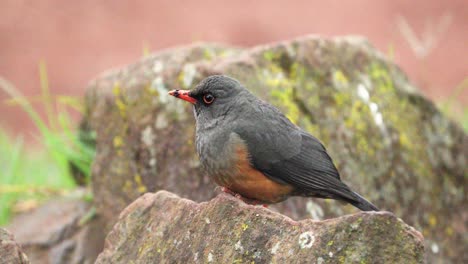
112;81;121;96
177;70;186;88
344;101;367;131
333;70;349;85
145;83;158;96
203;49;214;60
289;62;305;80
399;133;411;148
368;62;393;93
333;92;352;108
266;69;301;125
241;223;249;231
134;174;147;193
113;136;124;148
342;99;379;157
271;89;300;125
115;98;127;117
428;214;437;227
123;180;133;194
263;50;279;62
445;226;454;236
112;81;128;117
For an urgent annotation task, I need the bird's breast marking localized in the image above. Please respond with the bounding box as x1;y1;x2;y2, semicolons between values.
219;142;293;203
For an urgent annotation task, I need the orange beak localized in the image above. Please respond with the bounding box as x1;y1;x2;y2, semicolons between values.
168;89;197;104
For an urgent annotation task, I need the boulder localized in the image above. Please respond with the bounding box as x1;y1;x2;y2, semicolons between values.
95;191;425;263
0;228;29;264
83;35;467;262
6;196;105;264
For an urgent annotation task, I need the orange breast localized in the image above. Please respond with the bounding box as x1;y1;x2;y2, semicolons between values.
223;143;294;203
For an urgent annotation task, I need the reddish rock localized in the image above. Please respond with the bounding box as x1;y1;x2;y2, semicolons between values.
96;191;425;263
6;197;105;264
0;228;29;264
84;35;466;263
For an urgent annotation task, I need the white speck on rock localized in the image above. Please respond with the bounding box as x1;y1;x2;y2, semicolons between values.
357;84;370;102
234;240;244;254
356;83;388;136
152;60;164;73
207;252;214;262
431;243;439;254
298;231;315;249
374;112;384;128
204;218;211;224
369;102;378;113
182;63;197;88
317;257;324;264
189;157;200;168
149;158;157;167
177;240;182;246
271;242;280;254
328;251;333;257
306;201;324;220
350;221;360;230
151;77;169;104
286;45;296;57
141;126;155;147
155;114;168;129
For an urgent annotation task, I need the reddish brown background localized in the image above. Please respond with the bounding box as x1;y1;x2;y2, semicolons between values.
1;0;467;138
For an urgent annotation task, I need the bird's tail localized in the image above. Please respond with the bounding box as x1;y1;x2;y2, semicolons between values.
348;191;379;211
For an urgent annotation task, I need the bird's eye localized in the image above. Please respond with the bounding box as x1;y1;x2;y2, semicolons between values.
202;93;215;105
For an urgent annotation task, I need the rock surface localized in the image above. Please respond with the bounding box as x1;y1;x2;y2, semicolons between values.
0;228;29;264
6;196;105;264
83;35;467;262
96;191;425;264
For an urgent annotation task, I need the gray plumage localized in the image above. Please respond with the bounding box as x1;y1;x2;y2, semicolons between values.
188;75;379;211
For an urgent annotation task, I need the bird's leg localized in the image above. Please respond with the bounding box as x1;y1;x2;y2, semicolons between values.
220;186;237;196
220;187;268;207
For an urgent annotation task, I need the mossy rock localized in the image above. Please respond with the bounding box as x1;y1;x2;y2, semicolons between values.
83;36;467;263
95;191;425;264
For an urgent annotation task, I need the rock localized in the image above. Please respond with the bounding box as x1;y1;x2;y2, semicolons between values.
0;228;30;264
95;191;425;263
6;196;105;264
83;35;467;263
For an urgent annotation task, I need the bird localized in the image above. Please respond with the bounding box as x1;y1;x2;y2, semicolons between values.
168;75;379;211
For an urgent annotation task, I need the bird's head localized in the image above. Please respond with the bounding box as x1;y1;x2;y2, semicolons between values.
168;75;249;123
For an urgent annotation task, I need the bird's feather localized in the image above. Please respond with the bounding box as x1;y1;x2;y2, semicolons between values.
234;99;358;202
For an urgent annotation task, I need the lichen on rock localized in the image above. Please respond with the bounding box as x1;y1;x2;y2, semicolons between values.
82;35;467;263
0;228;30;264
95;191;425;264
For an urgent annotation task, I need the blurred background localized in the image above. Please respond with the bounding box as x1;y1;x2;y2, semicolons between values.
0;0;466;225
1;0;467;137
0;3;466;263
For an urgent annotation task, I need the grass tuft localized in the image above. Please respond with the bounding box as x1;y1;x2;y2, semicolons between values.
0;62;95;225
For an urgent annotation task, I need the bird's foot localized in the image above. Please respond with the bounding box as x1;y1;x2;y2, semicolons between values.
220;187;268;207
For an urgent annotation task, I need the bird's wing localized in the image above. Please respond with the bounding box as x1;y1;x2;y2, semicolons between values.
233;101;357;201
